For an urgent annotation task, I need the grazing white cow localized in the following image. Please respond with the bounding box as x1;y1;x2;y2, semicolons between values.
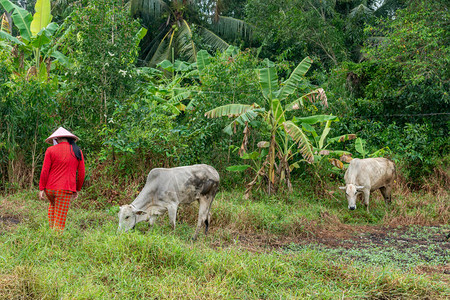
339;158;395;212
118;164;220;240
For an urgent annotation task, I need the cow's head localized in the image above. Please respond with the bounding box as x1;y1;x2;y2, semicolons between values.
118;204;147;232
339;184;364;210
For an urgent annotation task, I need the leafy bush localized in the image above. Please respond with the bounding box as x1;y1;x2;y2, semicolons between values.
325;1;450;184
0;77;59;191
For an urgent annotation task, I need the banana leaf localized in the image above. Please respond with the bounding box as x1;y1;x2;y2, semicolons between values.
30;0;52;36
258;67;278;100
293;115;338;125
277;56;312;100
0;0;32;42
283;121;314;164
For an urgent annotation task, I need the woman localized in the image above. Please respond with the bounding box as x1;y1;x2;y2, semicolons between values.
39;127;85;230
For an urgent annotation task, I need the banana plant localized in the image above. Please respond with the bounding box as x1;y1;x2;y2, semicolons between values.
354;137;391;159
226;145;269;175
154;58;199;113
293;115;355;160
0;0;71;80
205;54;328;196
291;115;357;171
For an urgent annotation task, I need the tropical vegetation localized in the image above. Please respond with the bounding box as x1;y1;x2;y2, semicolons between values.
1;0;447;195
0;0;449;297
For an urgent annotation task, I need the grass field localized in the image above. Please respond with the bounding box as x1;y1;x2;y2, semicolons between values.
0;187;449;299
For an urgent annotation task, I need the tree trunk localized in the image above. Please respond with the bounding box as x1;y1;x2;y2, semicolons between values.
268;132;276;195
30;120;39;189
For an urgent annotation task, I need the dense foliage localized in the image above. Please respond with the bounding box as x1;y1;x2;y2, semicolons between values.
1;0;448;197
63;0;143;146
328;0;449;184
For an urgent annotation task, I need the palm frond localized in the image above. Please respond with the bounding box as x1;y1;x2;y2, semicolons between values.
198;27;229;52
148;29;173;66
283;121;314;164
131;0;169;24
142;27;169;62
212;16;252;41
175;19;196;62
349;4;373;19
374;0;405;17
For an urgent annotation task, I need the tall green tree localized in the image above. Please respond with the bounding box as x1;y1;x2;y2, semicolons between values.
357;0;449;123
334;0;449;182
64;0;144;136
131;0;252;66
245;0;405;66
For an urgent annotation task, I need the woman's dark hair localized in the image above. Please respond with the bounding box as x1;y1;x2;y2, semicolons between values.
67;138;82;161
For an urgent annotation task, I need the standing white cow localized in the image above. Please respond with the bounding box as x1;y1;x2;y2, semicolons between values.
118;164;220;240
339;158;395;212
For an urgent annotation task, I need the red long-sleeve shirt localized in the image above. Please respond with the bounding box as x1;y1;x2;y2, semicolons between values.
39;142;85;192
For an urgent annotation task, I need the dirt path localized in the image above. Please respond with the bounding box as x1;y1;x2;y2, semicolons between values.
210;224;450;278
0;214;21;233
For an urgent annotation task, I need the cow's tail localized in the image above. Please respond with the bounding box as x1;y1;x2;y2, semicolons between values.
204;196;213;234
392;159;397;181
204;181;219;234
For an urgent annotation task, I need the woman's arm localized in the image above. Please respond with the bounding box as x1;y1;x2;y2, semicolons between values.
76;150;86;191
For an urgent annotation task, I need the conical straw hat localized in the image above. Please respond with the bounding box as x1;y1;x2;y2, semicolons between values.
45;127;79;144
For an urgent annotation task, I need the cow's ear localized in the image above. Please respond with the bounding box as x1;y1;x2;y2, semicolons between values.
134;210;147;216
339;186;346;190
356;185;365;190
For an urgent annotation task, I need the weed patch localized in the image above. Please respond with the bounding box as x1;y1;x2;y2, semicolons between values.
0;266;57;300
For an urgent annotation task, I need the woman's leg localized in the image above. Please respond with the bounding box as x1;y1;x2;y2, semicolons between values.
45;189;56;228
53;190;73;230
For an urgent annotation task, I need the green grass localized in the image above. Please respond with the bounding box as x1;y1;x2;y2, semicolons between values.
0;190;449;299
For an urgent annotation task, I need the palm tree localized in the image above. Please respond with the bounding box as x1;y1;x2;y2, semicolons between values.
131;0;252;66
